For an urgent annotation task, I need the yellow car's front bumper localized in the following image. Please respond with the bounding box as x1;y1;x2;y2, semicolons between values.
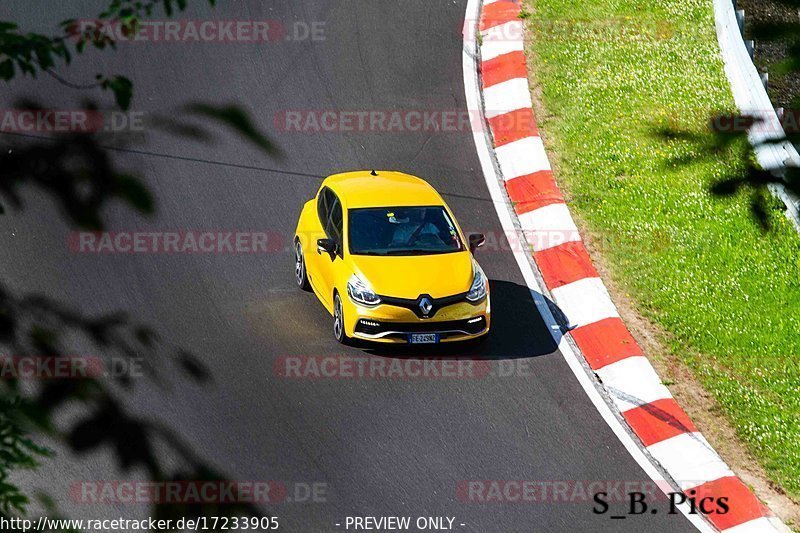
342;295;490;344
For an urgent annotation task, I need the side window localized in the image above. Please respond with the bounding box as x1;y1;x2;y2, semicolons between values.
329;195;343;245
316;187;330;229
316;187;343;254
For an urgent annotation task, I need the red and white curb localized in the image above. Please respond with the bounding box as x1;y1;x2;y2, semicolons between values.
471;0;785;531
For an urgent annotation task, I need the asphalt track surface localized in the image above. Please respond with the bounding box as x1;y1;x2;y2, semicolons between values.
1;1;696;531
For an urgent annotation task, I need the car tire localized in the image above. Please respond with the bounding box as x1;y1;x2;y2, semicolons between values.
294;238;311;291
333;292;350;345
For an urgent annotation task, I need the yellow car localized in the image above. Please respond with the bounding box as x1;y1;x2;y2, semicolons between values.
294;170;490;344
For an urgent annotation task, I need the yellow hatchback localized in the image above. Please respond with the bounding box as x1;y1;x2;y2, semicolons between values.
294;170;490;344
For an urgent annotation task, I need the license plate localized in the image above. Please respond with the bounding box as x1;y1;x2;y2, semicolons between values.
409;333;439;344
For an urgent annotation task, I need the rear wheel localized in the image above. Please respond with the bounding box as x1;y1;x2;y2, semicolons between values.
294;239;310;291
333;292;350;345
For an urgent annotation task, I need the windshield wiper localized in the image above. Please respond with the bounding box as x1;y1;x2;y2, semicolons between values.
384;249;452;256
383;250;417;256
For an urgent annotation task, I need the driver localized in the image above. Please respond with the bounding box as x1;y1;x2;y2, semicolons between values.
390;209;441;246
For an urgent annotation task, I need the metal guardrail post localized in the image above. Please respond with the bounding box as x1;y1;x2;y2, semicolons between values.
745;39;755;58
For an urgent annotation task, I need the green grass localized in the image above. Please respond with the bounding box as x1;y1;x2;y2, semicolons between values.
524;0;800;498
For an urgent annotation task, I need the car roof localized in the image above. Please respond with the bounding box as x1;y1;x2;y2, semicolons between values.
322;170;444;208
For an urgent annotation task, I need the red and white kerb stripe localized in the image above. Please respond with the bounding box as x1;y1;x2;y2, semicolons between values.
478;1;779;531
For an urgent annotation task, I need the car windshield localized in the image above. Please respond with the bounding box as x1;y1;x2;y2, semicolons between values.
348;206;463;256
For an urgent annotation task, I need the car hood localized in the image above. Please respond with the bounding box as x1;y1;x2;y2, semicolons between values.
350;251;474;299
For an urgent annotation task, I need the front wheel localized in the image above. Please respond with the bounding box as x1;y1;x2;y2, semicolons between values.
294;239;310;291
333;292;350;345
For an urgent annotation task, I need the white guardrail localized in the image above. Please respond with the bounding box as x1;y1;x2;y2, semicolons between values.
714;0;800;230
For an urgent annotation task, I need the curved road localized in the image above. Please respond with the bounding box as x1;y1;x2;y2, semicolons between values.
1;1;695;531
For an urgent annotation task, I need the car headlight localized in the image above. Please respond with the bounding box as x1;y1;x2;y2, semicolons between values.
347;274;381;306
466;262;488;302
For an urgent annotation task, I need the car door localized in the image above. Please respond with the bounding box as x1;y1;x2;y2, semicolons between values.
306;187;330;304
315;188;343;308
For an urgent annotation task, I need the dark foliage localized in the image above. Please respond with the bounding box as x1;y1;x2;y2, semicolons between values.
1;0;277;530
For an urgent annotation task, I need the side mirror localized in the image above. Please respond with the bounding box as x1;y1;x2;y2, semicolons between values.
317;238;337;256
468;233;486;253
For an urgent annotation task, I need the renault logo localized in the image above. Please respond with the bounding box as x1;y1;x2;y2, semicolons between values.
419;297;433;316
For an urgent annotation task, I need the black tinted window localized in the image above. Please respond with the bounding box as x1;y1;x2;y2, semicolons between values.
349;206;462;256
329;195;343;243
317;188;343;249
316;187;330;228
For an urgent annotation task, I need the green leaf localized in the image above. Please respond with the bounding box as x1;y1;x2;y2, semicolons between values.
185;103;277;154
18;60;35;76
0;59;14;81
0;21;18;31
59;44;72;64
107;75;133;110
34;47;53;69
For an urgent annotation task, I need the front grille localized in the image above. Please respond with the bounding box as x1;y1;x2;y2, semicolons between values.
379;292;470;318
355;317;486;338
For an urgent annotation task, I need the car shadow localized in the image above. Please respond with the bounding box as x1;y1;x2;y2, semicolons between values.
357;280;568;360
